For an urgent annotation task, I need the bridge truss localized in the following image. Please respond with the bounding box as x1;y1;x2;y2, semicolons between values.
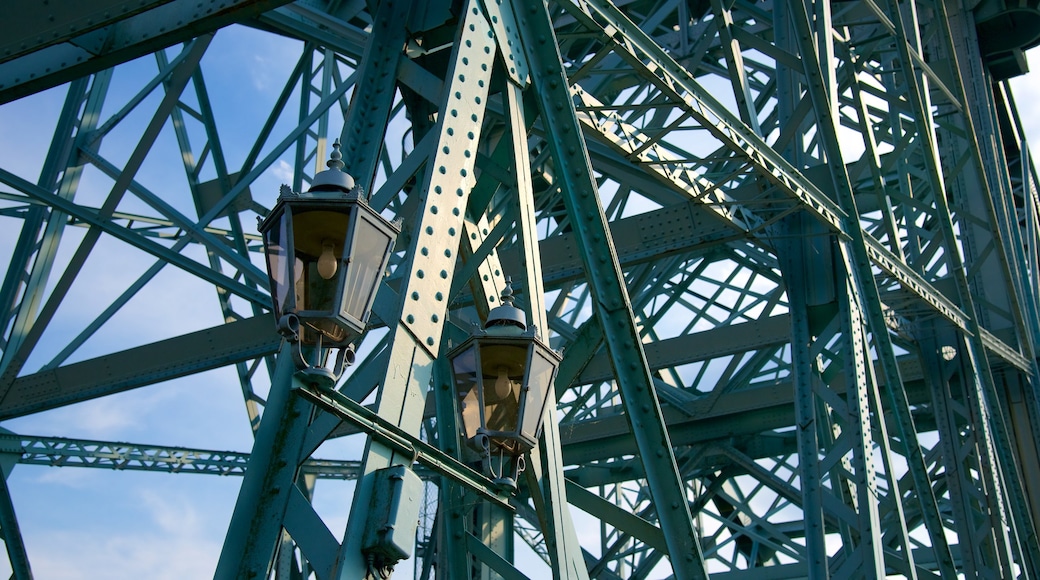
1;0;1040;578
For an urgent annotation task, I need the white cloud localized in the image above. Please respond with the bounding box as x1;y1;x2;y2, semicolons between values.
273;159;295;184
28;517;219;580
6;469;239;580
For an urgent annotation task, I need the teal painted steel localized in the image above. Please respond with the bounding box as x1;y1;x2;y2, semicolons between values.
515;2;708;577
1;0;1040;578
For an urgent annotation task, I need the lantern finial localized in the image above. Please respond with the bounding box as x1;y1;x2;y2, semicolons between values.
310;139;355;193
501;277;515;306
486;277;526;333
326;139;345;171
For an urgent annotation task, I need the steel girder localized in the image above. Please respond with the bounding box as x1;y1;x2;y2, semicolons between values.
0;0;1039;579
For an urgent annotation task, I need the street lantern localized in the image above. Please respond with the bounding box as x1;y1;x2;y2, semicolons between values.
258;140;399;385
447;279;562;491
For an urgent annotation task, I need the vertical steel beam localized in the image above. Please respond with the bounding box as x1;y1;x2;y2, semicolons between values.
708;0;761;136
431;357;472;578
774;219;828;579
0;466;32;580
340;0;412;194
514;2;708;578
504;80;589;580
334;2;496;576
0;75;88;363
785;1;955;574
215;345;312;579
884;1;1040;572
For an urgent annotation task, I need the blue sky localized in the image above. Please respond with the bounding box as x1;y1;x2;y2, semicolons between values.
0;20;1039;580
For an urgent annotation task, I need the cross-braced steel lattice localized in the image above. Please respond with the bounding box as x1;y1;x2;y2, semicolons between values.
1;0;1039;578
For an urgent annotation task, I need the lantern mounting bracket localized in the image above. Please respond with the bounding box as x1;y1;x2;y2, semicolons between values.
276;313;354;389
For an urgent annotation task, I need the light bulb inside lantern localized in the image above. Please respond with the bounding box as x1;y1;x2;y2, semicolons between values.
317;240;338;280
491;367;513;402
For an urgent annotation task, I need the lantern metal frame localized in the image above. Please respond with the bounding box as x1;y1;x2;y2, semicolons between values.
258;141;400;387
446;281;562;491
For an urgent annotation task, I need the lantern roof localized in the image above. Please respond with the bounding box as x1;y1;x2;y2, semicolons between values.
309;140;356;194
485;278;527;335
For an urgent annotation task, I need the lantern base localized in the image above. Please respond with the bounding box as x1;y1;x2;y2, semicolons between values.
294;366;338;390
477;438;526;495
493;476;518;492
279;315;355;389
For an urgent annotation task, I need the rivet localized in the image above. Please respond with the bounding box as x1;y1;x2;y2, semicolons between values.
407;315;415;323
411;292;420;300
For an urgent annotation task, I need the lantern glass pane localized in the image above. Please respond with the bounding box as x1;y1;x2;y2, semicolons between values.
263;212;292;317
479;343;527;435
292;208;351;344
341;216;392;322
522;348;557;441
451;346;482;441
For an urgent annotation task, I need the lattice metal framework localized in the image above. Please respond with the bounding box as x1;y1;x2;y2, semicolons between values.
1;0;1039;578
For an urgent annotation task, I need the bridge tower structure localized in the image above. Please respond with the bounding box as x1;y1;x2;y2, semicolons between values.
1;1;1040;578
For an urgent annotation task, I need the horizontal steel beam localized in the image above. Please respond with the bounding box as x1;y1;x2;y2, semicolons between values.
0;432;361;479
500;198;737;287
0;0;291;104
575;314;790;385
0;0;176;65
0;315;279;419
560;357;930;466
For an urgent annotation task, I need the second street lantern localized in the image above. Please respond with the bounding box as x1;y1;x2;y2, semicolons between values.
447;279;562;491
258;140;399;378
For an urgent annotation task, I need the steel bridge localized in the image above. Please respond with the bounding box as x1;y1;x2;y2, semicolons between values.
2;0;1040;578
